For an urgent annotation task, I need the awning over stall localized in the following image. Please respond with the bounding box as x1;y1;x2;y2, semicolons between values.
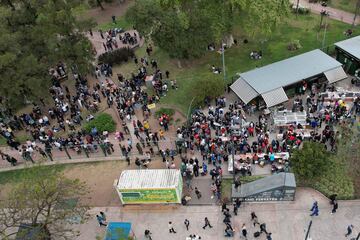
261;88;289;108
324;67;347;84
230;77;259;104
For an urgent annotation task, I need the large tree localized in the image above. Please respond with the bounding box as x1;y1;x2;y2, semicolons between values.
0;0;95;108
191;75;224;108
291;141;329;180
126;0;289;58
0;165;89;240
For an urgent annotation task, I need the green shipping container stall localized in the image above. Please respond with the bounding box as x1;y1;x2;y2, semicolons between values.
116;169;183;205
335;36;360;75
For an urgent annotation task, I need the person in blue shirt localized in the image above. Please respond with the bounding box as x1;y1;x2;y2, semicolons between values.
269;153;275;163
202;162;208;175
96;214;107;227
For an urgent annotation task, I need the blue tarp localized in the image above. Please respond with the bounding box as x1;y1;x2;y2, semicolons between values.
105;222;132;240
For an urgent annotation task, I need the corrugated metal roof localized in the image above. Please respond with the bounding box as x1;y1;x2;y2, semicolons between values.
240;49;342;94
324;66;348;84
230;77;259;104
117;169;180;189
335;36;360;60
261;87;289;107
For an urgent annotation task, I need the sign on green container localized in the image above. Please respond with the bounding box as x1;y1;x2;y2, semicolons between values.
120;188;179;204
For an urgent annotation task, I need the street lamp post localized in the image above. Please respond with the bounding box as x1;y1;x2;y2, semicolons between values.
353;0;360;28
321;12;329;50
296;0;300;17
305;220;312;240
222;43;227;89
187;97;196;127
231;140;235;183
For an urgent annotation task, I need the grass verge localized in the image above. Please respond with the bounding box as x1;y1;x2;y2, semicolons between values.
328;0;358;14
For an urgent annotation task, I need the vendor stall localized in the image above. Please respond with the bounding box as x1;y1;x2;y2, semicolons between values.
273;111;307;127
116;169;183;205
228;152;289;173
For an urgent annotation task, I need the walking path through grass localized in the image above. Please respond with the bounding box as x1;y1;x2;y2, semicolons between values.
291;0;359;25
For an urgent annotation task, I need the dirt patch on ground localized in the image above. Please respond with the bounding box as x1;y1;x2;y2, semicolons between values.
63;157;183;207
64;161;127;206
83;1;134;24
0;183;13;201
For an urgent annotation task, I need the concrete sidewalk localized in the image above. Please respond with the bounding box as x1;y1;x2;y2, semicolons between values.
291;0;359;25
76;188;360;240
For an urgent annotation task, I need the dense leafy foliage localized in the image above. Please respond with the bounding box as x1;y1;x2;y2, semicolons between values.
0;1;95;108
98;48;135;65
191;75;225;108
127;0;289;59
314;163;354;199
291;141;329;179
292;136;356;199
83;113;116;133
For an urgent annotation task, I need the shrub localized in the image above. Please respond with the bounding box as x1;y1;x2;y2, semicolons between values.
83;113;116;133
98;48;135;65
287;40;302;51
191;75;224;108
155;108;175;118
291;142;329;179
289;40;301;50
313;165;354;200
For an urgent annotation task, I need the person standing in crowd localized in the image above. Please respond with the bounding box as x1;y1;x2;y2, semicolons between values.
251;212;260;226
345;224;354;237
241;223;248;239
168;221;176;233
331;200;338;214
195;187;202;199
96;214;107;227
233;204;238;216
144;229;152;240
100;211;106;221
184;219;190;231
266;232;273;240
310;201;319;216
203;217;213;229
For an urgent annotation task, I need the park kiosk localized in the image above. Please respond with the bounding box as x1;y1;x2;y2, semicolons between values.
116;169;183;205
335;36;360;75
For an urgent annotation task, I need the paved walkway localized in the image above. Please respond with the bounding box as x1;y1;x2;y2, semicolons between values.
291;0;359;25
87;29;144;57
76;188;360;240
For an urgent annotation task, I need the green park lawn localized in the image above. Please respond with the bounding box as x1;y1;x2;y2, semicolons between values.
328;0;358;14
97;18;133;32
111;13;359;114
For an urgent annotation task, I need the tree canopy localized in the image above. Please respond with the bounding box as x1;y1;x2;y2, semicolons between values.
191;75;224;108
0;0;95;108
0;165;89;240
126;0;289;58
291;141;329;179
